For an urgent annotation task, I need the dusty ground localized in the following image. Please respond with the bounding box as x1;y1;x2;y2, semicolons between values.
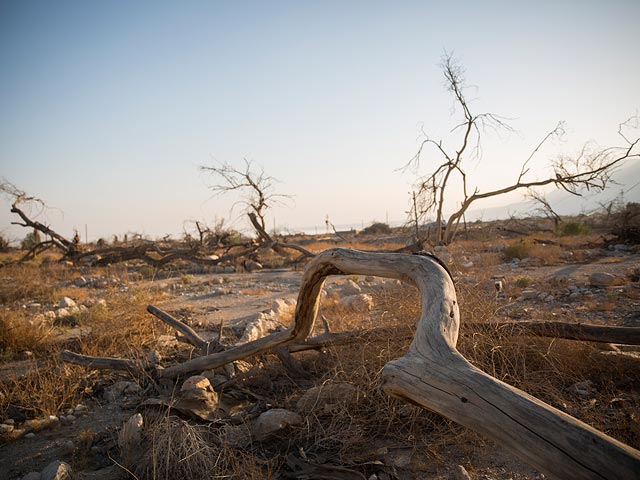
1;237;639;479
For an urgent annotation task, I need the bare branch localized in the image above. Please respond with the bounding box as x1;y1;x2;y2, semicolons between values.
404;53;640;245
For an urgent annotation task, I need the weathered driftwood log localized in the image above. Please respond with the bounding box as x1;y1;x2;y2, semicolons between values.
262;249;640;479
292;249;638;480
60;248;640;478
60;350;137;372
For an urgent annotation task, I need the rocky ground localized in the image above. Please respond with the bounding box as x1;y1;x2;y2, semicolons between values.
1;239;638;479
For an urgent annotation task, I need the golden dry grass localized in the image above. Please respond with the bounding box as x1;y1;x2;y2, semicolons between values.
1;234;639;477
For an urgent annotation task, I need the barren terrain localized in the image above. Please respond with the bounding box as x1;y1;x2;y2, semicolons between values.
1;228;639;479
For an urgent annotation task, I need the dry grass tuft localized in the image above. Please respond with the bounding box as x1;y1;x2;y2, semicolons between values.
130;412;277;480
0;361;84;418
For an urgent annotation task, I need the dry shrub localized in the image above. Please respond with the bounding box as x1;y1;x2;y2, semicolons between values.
456;276;501;325
288;328;455;467
0;361;84;418
0;262;64;304
503;239;562;264
0;310;52;358
78;289;167;362
0;266;166;419
130;412;277;480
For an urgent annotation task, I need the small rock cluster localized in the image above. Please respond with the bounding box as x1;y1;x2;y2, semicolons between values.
0;404;89;442
26;297;107;329
21;460;72;480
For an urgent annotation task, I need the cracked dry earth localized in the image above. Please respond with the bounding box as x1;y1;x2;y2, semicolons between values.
1;248;639;479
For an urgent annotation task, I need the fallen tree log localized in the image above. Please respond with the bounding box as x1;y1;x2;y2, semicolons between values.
61;249;640;478
477;321;640;345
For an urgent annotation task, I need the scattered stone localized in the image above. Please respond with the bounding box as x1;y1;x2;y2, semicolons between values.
460;259;474;270
239;313;283;344
203;372;229;388
296;382;358;412
56;308;70;319
181;375;211;392
272;298;296;316
74;404;89;416
175;377;219;421
74;276;88;287
338;293;374;311
4;418;15;425
245;260;262;272
44;311;57;321
104;381;142;402
40;460;72;480
572;380;594;398
118;413;143;450
0;423;14;433
25;432;35;438
21;472;40;480
29;313;47;327
453;464;472;480
252;408;303;441
589;272;622;287
24;415;59;432
340;279;362;296
64;415;77;423
58;297;77;308
61;439;75;453
520;289;538;300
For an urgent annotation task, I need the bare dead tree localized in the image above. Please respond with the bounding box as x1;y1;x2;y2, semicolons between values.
201;159;289;232
404;54;640;245
201;159;314;261
0;180;80;260
527;189;562;229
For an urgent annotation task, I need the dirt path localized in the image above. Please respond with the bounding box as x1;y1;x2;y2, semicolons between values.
154;269;303;329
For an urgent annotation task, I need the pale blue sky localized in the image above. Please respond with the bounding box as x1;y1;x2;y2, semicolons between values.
1;1;639;241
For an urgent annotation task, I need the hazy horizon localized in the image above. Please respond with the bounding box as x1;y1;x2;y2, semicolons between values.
2;1;639;243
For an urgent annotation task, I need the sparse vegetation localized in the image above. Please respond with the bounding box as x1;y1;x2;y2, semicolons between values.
20;231;41;251
0;217;639;478
503;241;532;261
514;276;532;288
359;222;392;235
557;221;591;236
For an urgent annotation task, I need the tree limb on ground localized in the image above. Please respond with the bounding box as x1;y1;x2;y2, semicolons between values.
61;249;640;479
